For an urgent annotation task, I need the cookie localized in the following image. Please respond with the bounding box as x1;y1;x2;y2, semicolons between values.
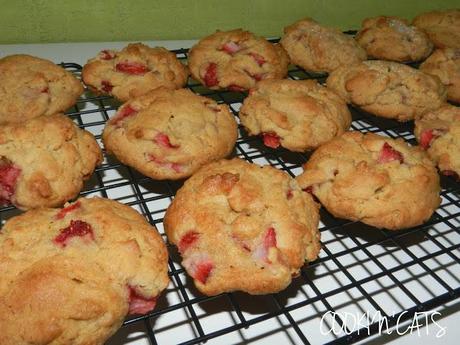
420;48;460;103
0;113;102;209
280;18;367;73
102;88;238;180
356;16;433;62
82;43;188;102
239;79;351;151
0;197;169;345
413;9;460;49
0;54;83;124
164;158;321;296
326;60;447;121
188;29;289;91
296;131;441;230
414;104;460;179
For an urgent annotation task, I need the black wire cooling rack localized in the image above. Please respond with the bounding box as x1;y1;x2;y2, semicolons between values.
1;46;459;345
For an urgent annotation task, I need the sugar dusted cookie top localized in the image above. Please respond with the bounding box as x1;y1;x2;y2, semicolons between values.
0;54;83;124
413;9;460;49
188;29;289;91
280;18;367;73
164;158;321;296
356;16;433;62
82;43;188;101
0;197;169;345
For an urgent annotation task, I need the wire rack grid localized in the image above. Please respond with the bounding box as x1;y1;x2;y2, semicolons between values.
1;45;459;345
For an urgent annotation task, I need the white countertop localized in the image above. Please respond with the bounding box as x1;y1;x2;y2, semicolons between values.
0;40;458;345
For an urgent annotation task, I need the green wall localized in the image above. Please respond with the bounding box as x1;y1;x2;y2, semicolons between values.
0;0;457;44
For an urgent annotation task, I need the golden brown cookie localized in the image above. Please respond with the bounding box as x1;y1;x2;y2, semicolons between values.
414;104;460;179
0;197;169;345
0;113;102;210
239;79;351;151
102;88;238;180
280;18;367;73
420;48;460;103
0;54;83;124
296;131;441;230
82;43;188;102
326;60;447;121
164;158;321;296
188;29;289;91
356;16;433;62
413;9;460;49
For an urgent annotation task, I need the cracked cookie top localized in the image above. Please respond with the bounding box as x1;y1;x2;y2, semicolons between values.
356;16;433;62
164;158;321;296
0;54;83;124
326;60;447;121
280;18;367;73
82;43;189;102
188;29;289;91
413;9;460;49
102;88;238;180
414;104;460;179
420;48;460;103
0;197;169;345
296;131;441;230
0;113;102;210
239;79;351;151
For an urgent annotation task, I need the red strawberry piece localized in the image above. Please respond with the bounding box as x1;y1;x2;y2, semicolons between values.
262;132;280;148
191;260;214;284
221;41;241;55
378;142;404;164
100;50;115;60
147;154;183;173
264;227;277;249
252;74;263;81
302;186;313;194
53;220;94;248
204;63;218;87
442;170;459;180
420;129;445;150
248;52;266;66
101;80;113;93
228;84;245;92
55;201;81;220
111;105;137;126
0;163;21;206
286;189;293;199
178;231;199;253
154;133;179;149
41;87;49;93
116;62;149;75
127;286;157;315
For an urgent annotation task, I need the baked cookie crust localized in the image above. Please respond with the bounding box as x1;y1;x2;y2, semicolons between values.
0;54;83;124
82;43;188;102
326;60;447;121
296;131;441;230
188;29;289;91
280;18;367;73
102;88;238;180
239;79;351;151
164;158;321;295
413;9;460;49
0;113;102;209
0;197;169;345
